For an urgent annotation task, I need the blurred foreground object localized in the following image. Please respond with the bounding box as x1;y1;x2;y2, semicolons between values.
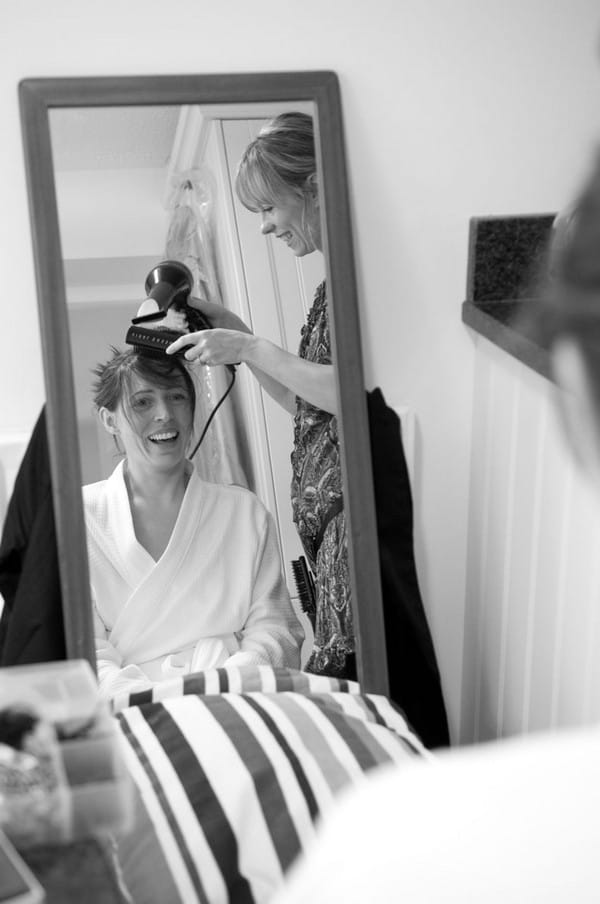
0;659;133;850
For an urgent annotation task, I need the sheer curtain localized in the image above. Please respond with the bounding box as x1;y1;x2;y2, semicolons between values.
165;169;250;487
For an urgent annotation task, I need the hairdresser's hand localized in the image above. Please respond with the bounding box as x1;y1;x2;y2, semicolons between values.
166;328;253;366
188;296;252;334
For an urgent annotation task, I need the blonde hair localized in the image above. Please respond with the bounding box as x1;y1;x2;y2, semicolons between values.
235;112;316;211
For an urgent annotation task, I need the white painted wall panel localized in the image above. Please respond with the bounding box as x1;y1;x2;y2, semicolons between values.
463;335;600;744
499;374;544;738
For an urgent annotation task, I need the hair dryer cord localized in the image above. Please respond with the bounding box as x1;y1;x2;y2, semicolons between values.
188;366;237;460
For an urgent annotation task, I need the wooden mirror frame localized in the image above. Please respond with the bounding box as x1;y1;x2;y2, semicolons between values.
18;70;388;695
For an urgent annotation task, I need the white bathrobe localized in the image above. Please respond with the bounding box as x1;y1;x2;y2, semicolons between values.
83;462;303;697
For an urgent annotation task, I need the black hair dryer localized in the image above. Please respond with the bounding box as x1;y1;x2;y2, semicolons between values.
144;260;194;312
135;259;211;332
126;259;212;357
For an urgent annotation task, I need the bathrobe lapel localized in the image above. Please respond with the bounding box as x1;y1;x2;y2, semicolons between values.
100;463;202;660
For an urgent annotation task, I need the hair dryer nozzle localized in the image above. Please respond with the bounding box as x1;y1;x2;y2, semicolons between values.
144;260;194;312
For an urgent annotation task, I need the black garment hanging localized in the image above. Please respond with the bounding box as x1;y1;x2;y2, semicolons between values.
0;407;65;665
367;388;450;749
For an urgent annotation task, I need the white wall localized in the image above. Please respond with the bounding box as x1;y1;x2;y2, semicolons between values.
462;338;600;745
55;169;168;258
2;0;599;742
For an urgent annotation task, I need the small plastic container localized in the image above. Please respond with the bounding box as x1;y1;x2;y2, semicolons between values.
0;659;100;728
0;660;133;847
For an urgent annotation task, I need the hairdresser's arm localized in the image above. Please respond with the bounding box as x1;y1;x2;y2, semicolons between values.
168;329;338;415
187;296;251;334
183;297;299;413
184;296;338;415
246;362;297;414
245;336;338;415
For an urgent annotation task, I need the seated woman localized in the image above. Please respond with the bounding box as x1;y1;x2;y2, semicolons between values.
84;347;304;698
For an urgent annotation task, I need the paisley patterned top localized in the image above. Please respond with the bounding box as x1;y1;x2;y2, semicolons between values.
290;281;343;561
290;281;354;677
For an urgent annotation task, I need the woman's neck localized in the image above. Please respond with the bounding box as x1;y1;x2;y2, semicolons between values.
122;459;192;561
123;459;191;509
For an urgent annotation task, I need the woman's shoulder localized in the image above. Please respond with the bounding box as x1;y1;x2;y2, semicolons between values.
197;478;271;518
213;481;266;504
82;477;109;504
81;479;111;536
83;461;122;493
82;462;123;516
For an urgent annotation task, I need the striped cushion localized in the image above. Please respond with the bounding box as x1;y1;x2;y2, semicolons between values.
113;668;428;904
110;665;363;713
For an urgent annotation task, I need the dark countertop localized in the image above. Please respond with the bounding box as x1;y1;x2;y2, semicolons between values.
462;299;552;380
462;213;556;380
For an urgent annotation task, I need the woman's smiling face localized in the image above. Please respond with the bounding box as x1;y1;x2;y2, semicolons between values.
105;373;194;472
258;189;321;256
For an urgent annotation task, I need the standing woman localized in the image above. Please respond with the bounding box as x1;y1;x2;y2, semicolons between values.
167;112;355;679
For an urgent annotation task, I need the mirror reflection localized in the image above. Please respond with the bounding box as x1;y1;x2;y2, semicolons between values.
50;101;357;693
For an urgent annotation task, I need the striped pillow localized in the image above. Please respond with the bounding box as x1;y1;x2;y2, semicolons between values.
113;668;428;904
109;665;363;713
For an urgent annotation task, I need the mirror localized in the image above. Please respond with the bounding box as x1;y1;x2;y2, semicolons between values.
19;72;387;694
51;100;325;666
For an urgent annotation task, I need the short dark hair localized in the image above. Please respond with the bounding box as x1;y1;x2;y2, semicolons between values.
92;347;196;422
